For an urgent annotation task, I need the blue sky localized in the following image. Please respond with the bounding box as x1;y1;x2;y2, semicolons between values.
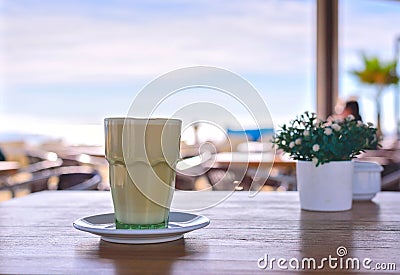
1;0;400;144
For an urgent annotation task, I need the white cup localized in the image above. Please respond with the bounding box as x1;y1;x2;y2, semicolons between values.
353;161;383;201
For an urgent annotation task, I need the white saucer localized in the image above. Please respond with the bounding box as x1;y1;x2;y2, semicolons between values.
73;212;210;244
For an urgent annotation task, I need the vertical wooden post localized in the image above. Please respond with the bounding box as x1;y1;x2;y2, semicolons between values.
395;37;400;141
316;0;338;119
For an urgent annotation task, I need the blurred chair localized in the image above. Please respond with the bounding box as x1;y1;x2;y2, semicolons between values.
20;158;63;173
204;167;253;191
1;166;102;197
26;176;52;193
59;157;81;167
2;170;54;197
55;166;102;190
175;172;198;190
381;163;400;191
175;153;212;190
25;149;59;164
267;174;297;191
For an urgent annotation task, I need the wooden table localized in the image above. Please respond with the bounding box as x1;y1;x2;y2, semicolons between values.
0;191;399;274
212;152;296;170
211;152;297;190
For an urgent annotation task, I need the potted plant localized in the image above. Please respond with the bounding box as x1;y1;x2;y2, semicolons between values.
272;111;378;211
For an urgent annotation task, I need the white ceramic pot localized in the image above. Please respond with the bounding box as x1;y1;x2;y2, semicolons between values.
297;161;353;211
353;161;383;201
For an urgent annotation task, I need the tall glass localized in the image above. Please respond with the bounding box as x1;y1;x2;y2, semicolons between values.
104;118;181;229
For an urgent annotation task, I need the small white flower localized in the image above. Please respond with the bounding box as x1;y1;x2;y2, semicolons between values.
347;114;355;121
303;130;310;137
313;118;321;126
289;141;295;148
357;120;363;127
295;138;302;145
332;124;341;131
312;144;320;152
324;128;333;136
312;157;318;165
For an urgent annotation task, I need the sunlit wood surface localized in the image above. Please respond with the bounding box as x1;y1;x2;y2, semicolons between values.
212;152;296;169
0;191;399;274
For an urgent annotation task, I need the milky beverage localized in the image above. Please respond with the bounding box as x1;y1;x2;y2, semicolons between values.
104;118;181;229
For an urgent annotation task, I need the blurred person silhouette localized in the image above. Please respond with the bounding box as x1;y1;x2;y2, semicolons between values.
342;100;363;121
331;100;363;122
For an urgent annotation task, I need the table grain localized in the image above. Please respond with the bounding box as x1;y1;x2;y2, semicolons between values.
0;191;399;274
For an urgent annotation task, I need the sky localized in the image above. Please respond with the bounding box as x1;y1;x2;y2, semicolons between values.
0;0;400;145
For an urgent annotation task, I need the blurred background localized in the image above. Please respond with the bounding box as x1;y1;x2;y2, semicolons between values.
1;0;400;199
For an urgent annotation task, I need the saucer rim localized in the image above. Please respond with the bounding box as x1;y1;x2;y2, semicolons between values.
73;211;210;237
